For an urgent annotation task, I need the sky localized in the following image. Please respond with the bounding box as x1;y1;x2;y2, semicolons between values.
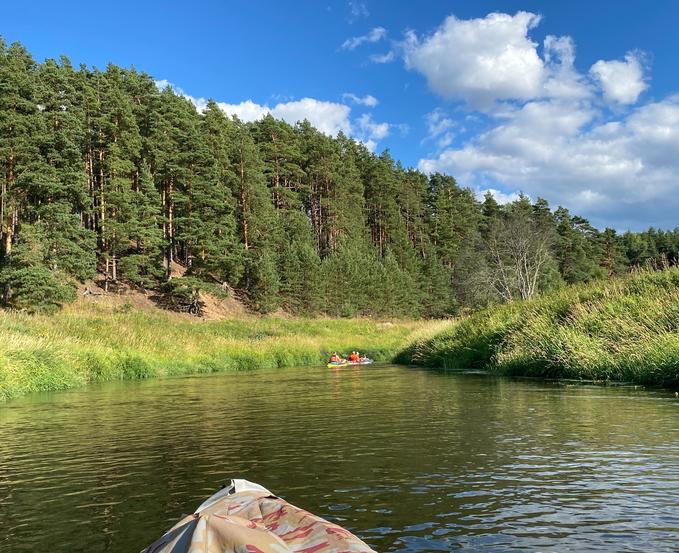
3;0;679;230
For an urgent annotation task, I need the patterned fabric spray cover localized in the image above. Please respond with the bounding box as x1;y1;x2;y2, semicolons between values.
143;479;377;553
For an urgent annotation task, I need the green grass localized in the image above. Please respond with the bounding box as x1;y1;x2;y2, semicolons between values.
0;300;435;402
398;268;679;387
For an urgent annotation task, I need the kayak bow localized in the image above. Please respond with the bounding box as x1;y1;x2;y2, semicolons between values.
143;479;377;553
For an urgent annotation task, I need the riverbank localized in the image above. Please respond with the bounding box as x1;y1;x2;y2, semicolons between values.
0;299;437;401
398;268;679;388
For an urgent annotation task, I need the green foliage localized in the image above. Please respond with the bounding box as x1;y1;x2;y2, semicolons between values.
402;267;679;387
244;249;281;313
0;36;674;316
0;224;78;313
161;276;204;301
0;306;433;401
0;264;76;314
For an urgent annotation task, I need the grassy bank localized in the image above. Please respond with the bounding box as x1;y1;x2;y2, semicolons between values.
398;268;679;387
0;300;434;402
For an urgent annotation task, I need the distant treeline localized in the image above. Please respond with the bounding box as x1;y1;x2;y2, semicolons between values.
1;38;678;315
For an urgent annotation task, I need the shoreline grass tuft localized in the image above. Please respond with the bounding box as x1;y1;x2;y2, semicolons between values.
399;268;679;388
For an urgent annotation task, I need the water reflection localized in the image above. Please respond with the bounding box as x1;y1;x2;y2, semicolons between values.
0;366;677;552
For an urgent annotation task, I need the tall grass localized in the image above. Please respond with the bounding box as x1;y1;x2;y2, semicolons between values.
400;268;679;387
0;301;434;402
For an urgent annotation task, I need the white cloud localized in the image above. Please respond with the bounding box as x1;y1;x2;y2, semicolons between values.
153;80;396;149
542;35;592;100
215;98;352;136
342;92;379;107
357;113;390;139
158;80;353;136
404;12;545;107
476;188;522;204
543;35;574;67
590;52;647;104
269;98;352;135
341;27;387;50
425;108;456;148
419;96;679;228
402;14;594;107
408;12;669;228
215;100;269;122
369;51;395;64
356;113;391;151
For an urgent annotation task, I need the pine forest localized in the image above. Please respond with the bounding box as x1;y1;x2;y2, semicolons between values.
1;38;677;316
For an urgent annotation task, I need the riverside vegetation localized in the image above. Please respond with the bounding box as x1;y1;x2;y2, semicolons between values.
0;300;436;401
399;268;679;388
3;38;679;400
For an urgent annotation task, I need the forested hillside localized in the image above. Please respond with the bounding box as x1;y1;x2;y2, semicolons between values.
1;38;678;316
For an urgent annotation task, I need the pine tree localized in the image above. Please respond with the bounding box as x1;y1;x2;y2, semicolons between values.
228;118;281;311
190;101;242;284
554;207;602;283
148;88;201;278
245;248;280;313
600;228;627;276
0;41;42;261
251;115;305;210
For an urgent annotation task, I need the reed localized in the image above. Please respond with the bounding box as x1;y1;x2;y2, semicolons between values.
400;268;679;387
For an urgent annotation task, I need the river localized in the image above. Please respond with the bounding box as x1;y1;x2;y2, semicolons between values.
0;365;677;552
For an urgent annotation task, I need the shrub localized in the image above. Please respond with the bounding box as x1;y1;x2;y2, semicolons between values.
0;265;76;314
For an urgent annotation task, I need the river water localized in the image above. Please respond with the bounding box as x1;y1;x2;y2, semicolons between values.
0;365;677;552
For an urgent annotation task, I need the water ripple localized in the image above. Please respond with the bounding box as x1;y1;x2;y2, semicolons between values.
0;366;677;552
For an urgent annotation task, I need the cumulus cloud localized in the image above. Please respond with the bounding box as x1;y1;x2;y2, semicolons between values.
408;12;667;228
213;97;352;136
356;113;391;151
215;100;269;122
268;98;352;135
357;113;390;139
542;35;592;100
342;92;379;107
153;80;395;149
156;80;353;136
419;96;679;228
341;27;387;50
590;52;647;104
476;188;523;204
404;12;545;107
403;12;595;107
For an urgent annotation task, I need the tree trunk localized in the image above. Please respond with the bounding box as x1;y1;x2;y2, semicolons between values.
2;151;16;258
239;144;249;250
166;177;174;279
0;173;5;256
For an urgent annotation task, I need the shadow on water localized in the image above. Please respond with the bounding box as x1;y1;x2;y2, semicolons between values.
0;365;677;552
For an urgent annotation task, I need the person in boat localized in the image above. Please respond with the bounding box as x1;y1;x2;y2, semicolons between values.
329;352;345;363
349;351;360;363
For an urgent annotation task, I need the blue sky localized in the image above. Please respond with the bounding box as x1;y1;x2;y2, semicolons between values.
3;1;679;230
